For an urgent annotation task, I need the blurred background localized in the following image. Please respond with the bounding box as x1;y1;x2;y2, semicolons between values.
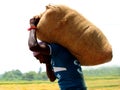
0;0;120;74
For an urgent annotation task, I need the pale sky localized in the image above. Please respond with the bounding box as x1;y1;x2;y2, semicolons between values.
0;0;120;74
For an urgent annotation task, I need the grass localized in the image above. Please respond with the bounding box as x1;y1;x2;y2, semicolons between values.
0;76;120;90
0;80;51;85
85;76;120;90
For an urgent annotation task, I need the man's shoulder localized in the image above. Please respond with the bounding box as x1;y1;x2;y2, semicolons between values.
49;43;63;56
50;43;63;49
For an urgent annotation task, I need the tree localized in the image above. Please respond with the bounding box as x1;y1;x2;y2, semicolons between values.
40;72;48;80
2;69;23;81
38;67;42;74
22;71;37;81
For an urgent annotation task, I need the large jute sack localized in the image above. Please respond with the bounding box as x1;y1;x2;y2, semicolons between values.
36;4;112;66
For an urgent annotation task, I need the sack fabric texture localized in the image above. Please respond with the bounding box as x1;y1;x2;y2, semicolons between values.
36;4;112;66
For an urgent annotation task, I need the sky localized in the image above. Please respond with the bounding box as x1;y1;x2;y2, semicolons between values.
0;0;120;74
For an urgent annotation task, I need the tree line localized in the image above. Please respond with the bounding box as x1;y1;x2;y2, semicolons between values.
0;66;120;81
0;68;48;81
83;66;120;76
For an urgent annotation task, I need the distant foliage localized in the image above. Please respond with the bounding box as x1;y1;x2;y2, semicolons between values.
0;66;120;81
22;71;37;81
2;70;22;81
83;66;120;76
0;69;48;81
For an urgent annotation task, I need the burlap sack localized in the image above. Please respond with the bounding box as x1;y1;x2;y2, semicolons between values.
36;4;112;66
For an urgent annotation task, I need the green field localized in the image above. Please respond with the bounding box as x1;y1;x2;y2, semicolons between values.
85;76;120;90
0;76;120;90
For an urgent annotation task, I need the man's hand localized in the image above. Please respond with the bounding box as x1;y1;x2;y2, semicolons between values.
29;16;40;26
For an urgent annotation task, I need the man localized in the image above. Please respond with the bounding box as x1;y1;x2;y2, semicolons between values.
28;17;87;90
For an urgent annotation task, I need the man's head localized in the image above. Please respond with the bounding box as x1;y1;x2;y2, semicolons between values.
33;51;51;64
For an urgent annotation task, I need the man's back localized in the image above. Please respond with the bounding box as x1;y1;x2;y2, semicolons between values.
50;44;87;90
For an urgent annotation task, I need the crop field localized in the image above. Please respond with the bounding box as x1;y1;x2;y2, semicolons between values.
0;76;120;90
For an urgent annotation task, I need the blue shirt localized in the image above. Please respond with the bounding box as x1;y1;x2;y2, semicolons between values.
49;43;86;89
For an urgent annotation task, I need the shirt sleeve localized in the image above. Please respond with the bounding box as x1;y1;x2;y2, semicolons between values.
48;44;52;55
49;43;62;56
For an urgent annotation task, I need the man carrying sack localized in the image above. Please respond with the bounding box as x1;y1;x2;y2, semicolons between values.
28;17;87;90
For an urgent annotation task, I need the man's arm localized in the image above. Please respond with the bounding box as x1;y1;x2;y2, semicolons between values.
33;52;56;81
28;16;50;55
28;29;50;55
28;17;56;82
46;63;56;82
